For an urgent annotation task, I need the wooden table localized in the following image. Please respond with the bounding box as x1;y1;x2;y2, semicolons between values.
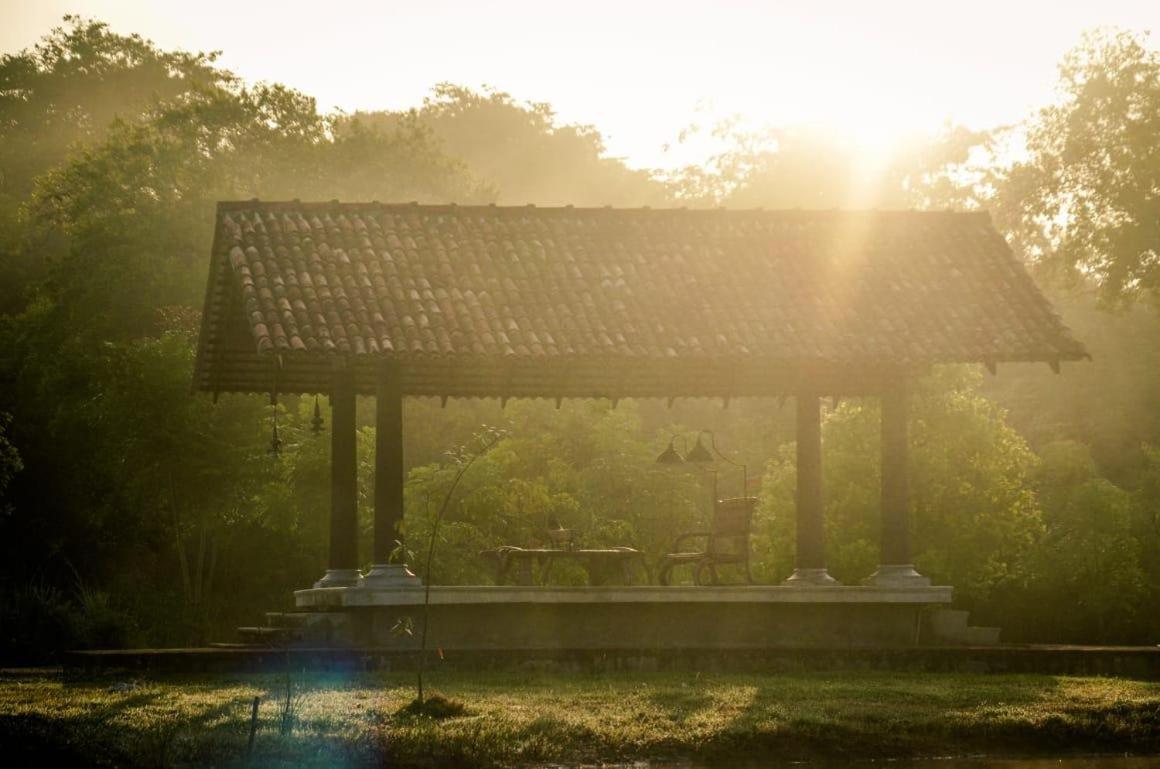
480;546;649;586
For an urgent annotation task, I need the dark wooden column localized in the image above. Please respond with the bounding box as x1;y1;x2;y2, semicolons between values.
359;362;420;587
314;367;360;587
373;367;403;565
784;390;837;585
869;379;929;587
880;381;910;565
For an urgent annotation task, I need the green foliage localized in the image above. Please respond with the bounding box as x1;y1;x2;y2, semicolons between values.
24;84;473;342
0;412;21;500
0;581;138;663
995;28;1160;306
980;293;1160;485
1132;446;1160;638
0;16;229;314
0;16;226;198
0;17;482;655
1013;441;1149;642
0;584;79;663
345;84;669;206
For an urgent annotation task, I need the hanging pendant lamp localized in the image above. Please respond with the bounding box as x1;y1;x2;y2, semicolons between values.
311;395;325;436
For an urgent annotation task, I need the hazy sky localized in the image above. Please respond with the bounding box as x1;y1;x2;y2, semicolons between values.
2;1;1158;168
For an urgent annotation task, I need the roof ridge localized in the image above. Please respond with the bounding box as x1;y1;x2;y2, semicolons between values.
215;200;989;219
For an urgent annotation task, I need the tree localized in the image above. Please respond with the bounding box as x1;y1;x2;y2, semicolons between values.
0;16;229;312
0;18;481;654
995;28;1160;307
1130;444;1160;640
1016;441;1148;643
0;16;226;199
23;83;476;343
344;84;670;206
664;120;989;209
979;293;1160;486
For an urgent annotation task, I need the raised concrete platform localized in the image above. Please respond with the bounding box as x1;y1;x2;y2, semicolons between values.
295;584;953;608
287;585;954;649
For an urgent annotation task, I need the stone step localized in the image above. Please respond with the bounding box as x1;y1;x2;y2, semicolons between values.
237;626;304;647
265;612;318;628
238;612;353;647
963;626;1002;646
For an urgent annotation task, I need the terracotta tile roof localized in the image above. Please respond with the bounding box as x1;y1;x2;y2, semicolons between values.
194;201;1086;397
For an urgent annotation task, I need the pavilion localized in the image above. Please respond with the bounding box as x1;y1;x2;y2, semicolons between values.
193;201;1086;649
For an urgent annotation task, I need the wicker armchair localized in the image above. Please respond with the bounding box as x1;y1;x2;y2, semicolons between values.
658;497;758;585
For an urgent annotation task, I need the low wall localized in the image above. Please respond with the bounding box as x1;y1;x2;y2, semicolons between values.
292;584;952;650
364;601;929;648
62;645;1160;679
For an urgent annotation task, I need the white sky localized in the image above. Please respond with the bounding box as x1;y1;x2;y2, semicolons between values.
2;1;1158;169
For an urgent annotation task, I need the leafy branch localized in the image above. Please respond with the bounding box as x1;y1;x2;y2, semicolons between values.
412;425;505;706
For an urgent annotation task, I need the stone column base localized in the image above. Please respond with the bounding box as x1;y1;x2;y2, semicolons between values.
357;563;422;588
783;568;839;586
314;568;361;588
866;564;931;587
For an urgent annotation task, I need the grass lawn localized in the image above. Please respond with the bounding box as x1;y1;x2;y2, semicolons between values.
0;668;1157;768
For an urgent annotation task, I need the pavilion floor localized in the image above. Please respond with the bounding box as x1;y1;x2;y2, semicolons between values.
280;584;955;650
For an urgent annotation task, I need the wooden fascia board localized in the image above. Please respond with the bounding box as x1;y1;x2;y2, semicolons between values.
191;210;228;396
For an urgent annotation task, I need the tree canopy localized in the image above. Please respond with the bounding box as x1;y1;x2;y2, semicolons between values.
344;84;670;207
995;29;1160;307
